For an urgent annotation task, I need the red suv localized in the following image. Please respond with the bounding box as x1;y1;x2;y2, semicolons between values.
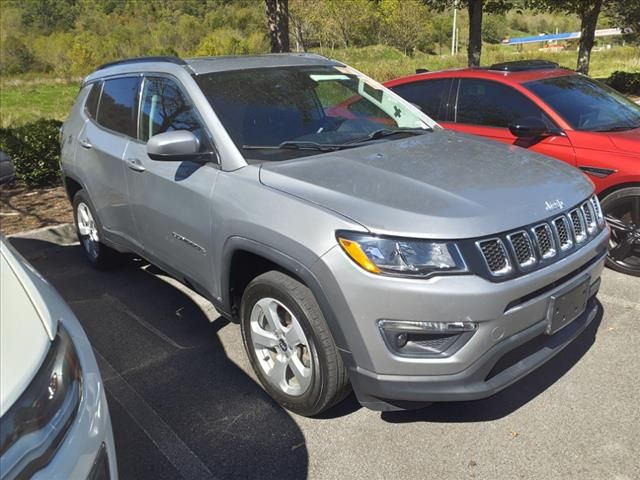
386;60;640;276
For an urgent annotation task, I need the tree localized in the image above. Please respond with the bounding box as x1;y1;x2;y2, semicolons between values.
605;0;640;45
526;0;603;75
265;0;290;52
424;1;513;67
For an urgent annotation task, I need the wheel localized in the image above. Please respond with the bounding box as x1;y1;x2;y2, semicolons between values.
240;271;350;416
72;190;121;270
601;186;640;277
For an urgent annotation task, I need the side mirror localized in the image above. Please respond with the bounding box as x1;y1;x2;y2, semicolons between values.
508;117;557;138
147;130;200;161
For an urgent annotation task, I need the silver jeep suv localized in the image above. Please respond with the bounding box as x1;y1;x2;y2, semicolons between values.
60;54;609;415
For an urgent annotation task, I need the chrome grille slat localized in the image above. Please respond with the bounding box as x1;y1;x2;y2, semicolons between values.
532;223;556;259
477;238;511;276
507;231;536;268
553;215;573;251
570;208;587;243
581;201;597;234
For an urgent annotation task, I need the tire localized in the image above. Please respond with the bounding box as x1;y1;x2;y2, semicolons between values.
240;271;350;416
72;190;122;270
601;186;640;277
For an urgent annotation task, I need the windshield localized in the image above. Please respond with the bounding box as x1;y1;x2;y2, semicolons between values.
195;64;433;161
525;74;640;132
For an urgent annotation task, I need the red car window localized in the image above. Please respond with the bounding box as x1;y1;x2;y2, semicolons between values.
456;79;553;129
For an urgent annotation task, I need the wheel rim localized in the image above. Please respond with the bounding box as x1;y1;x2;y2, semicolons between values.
249;297;312;397
76;202;100;260
604;194;640;272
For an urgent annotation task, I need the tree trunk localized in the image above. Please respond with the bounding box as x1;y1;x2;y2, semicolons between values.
576;0;602;74
265;0;290;53
467;0;483;67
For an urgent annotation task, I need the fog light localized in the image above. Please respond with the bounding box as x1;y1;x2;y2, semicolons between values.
395;333;408;348
378;319;477;357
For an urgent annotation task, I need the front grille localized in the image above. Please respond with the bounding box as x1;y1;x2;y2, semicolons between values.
582;202;596;233
478;239;511;275
533;223;556;259
570;208;587;243
553;216;573;250
508;231;536;267
475;195;604;279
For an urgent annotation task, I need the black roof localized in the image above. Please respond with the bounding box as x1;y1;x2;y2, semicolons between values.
488;60;560;72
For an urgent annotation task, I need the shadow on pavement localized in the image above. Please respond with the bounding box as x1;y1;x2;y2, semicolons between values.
381;303;603;424
9;237;309;480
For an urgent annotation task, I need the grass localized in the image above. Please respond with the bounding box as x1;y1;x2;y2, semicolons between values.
0;79;79;128
314;44;640;82
0;44;638;127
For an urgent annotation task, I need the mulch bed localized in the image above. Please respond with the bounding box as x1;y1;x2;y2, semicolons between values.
0;183;73;236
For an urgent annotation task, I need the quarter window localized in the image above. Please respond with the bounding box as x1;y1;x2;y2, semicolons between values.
391;79;453;121
84;81;102;120
97;77;141;137
139;77;209;151
456;79;551;129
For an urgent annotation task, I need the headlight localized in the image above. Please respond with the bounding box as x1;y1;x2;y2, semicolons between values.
0;325;82;479
336;231;467;277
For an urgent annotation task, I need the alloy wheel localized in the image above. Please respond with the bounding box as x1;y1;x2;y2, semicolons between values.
249;297;312;397
605;194;640;274
76;202;100;260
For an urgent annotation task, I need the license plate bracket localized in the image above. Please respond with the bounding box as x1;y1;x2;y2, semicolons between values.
546;277;590;335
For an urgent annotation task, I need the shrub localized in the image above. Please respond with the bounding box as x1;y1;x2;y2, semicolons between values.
0;119;62;187
605;71;640;96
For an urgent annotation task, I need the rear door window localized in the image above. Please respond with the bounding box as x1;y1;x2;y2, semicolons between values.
97;77;141;138
455;79;551;128
390;78;453;122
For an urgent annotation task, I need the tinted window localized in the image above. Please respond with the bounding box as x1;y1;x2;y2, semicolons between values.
525;75;640;132
139;77;210;151
195;66;428;161
84;81;102;119
456;79;550;128
391;79;452;121
97;77;141;137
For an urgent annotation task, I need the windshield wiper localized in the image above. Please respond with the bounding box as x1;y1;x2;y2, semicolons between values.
242;140;354;151
592;123;640;132
344;127;432;145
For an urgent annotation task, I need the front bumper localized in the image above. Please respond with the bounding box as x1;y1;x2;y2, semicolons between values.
312;227;608;410
31;314;117;480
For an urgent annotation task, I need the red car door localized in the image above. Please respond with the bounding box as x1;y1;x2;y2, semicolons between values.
445;78;576;166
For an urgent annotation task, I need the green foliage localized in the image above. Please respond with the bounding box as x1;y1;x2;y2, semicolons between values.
0;82;77;128
195;28;268;56
605;71;640;95
483;14;509;43
0;36;36;74
0;119;63;187
378;0;433;55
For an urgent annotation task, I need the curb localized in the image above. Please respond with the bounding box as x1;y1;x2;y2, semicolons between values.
8;223;78;245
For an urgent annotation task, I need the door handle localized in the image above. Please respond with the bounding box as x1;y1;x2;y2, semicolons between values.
78;138;92;149
125;157;146;172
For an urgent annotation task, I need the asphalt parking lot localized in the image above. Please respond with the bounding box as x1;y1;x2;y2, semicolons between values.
9;227;640;480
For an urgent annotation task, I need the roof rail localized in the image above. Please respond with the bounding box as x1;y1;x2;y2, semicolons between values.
96;56;187;71
488;60;560;72
415;68;429;74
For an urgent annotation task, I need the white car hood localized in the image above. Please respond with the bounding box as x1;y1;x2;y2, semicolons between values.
0;240;53;416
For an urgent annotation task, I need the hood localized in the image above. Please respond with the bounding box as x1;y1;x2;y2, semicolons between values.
260;129;594;238
0;239;57;416
607;127;640;155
